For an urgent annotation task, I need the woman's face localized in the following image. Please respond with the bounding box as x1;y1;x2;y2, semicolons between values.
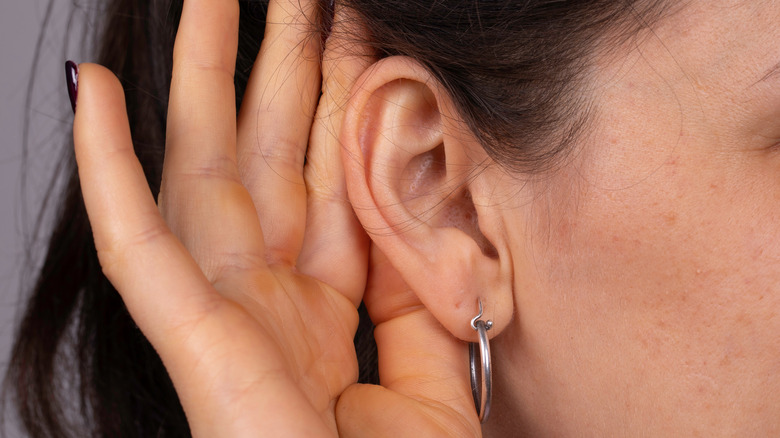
493;1;780;435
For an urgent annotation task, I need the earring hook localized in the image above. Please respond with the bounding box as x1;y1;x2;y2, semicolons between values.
470;299;493;331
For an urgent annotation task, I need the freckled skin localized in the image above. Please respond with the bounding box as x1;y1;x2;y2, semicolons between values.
482;1;780;436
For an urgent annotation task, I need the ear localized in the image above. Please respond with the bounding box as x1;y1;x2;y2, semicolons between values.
341;56;513;341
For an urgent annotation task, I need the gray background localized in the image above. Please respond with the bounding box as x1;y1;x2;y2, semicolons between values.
1;0;87;434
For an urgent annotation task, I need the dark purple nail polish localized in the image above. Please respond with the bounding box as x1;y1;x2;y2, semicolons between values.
65;60;78;114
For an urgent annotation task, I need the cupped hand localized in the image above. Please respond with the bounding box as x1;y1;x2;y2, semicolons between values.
335;246;485;438
72;0;484;435
74;0;367;435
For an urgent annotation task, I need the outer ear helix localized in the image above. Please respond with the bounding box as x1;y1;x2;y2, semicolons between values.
341;55;514;343
469;298;493;423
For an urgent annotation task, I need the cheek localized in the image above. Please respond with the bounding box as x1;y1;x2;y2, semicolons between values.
560;158;780;319
509;147;780;426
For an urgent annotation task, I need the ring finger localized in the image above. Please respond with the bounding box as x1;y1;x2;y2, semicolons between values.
236;0;322;266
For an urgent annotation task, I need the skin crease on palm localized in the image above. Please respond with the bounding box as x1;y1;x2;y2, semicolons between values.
480;1;780;436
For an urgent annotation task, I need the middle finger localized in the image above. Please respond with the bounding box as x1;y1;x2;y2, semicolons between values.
162;0;266;279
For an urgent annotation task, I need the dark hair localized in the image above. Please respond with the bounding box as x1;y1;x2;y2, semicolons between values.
347;1;671;173
4;0;670;436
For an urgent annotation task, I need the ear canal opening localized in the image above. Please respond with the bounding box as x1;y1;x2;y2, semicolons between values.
399;144;498;258
443;189;499;258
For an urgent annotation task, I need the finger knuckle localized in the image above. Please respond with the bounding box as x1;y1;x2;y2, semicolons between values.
181;154;241;182
258;136;307;169
161;156;242;208
96;220;172;279
172;56;235;84
239;139;306;185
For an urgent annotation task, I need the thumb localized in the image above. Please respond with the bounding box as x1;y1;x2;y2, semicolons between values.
336;246;482;437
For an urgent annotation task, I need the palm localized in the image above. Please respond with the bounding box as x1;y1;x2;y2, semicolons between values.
334;247;483;438
73;0;367;434
175;267;359;435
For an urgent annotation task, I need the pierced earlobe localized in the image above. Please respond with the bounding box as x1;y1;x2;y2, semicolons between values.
340;56;514;342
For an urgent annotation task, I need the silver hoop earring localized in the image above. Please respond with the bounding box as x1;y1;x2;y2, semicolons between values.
469;299;493;423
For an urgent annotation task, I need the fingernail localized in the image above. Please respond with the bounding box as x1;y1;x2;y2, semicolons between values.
321;0;335;46
65;60;78;114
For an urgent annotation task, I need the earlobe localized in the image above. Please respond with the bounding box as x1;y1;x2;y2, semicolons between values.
341;56;513;342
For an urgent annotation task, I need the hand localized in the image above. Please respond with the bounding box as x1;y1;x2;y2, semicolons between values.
73;0;370;435
335;246;484;437
73;0;483;434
